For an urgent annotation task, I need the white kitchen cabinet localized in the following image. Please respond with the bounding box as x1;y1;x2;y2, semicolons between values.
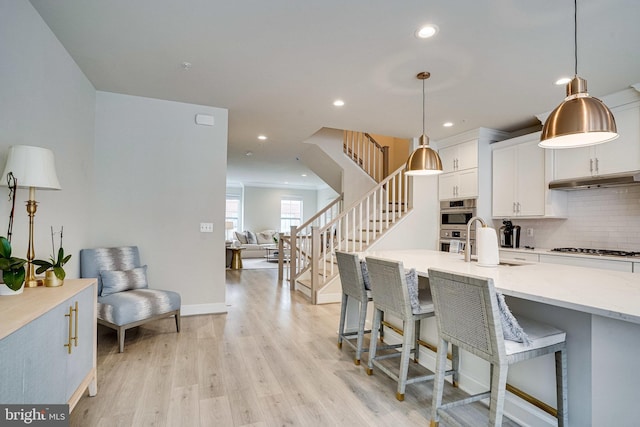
539;254;633;272
435;128;510;206
439;139;478;173
0;279;97;410
499;249;540;263
634;263;640;274
553;95;640;180
439;168;477;200
492;132;566;218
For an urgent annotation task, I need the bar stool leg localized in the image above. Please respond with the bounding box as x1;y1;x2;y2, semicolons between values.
556;348;569;427
396;319;414;401
488;363;509;427
354;299;368;365
337;293;348;349
366;308;382;376
430;336;449;427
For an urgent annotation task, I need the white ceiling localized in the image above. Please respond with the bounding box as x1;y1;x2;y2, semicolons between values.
29;0;640;190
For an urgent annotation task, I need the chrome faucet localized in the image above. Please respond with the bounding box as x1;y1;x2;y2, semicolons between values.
465;216;486;262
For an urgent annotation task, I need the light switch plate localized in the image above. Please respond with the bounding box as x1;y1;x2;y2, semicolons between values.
200;223;214;233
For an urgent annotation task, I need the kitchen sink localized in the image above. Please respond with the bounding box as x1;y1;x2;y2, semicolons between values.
467;256;530;267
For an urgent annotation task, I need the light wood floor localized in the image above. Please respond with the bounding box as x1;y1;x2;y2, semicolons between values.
71;268;519;426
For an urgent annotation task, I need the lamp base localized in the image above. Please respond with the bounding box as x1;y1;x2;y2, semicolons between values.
25;278;43;288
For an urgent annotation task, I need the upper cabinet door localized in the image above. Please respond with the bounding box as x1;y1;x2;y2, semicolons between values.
438;139;478;173
438;145;458;174
492;145;517;217
456;139;478;171
594;104;640;176
553;102;640;179
516;140;545;216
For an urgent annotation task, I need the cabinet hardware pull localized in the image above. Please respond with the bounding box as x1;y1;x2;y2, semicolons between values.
590;158;593;173
73;301;78;348
64;302;79;354
513;202;516;213
595;158;599;174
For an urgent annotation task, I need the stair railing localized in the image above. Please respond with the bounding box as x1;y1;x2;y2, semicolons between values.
284;194;343;288
343;130;389;182
287;165;412;303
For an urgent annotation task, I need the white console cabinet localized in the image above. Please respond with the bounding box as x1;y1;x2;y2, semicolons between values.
0;279;97;410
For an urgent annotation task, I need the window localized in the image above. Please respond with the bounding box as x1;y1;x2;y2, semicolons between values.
226;194;241;236
281;198;303;232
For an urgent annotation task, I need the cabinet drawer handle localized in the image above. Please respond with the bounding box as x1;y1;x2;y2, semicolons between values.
590;158;593;174
595;158;599;174
64;301;79;354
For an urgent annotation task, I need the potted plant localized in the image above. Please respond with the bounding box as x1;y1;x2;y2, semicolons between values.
34;226;71;287
0;236;27;295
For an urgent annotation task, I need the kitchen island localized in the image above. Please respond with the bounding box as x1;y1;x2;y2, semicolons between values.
362;249;640;427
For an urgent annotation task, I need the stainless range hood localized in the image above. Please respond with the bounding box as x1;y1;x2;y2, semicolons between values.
549;171;640;190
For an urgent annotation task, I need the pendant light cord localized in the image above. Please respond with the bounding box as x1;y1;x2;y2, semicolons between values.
574;0;578;76
422;77;426;137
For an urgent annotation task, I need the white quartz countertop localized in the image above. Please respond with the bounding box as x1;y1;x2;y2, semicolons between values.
500;247;640;263
363;249;640;325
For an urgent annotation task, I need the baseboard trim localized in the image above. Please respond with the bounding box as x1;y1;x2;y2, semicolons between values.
181;303;228;316
381;327;557;427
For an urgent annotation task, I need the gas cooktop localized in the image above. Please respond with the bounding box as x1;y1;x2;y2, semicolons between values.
551;247;640;258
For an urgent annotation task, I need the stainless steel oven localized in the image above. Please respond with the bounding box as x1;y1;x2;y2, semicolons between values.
440;199;476;254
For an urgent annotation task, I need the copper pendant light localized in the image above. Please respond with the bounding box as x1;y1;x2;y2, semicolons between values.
539;0;617;149
405;72;443;175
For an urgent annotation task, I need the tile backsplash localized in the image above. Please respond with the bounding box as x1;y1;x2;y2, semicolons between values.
493;186;640;251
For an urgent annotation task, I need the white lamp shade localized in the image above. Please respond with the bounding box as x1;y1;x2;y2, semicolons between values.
225;221;234;230
1;145;61;190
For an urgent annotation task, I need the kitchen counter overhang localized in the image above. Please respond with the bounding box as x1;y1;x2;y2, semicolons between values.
364;249;640;325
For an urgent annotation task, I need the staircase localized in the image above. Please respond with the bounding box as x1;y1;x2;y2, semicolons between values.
343;130;389;183
282;164;412;304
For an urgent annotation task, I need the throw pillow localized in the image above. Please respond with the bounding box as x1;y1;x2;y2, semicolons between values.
234;231;248;244
360;260;371;290
496;292;531;345
100;265;149;297
256;230;275;245
246;230;257;244
405;268;420;313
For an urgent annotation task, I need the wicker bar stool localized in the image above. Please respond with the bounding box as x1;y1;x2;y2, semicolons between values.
336;251;373;365
428;268;568;427
365;256;459;401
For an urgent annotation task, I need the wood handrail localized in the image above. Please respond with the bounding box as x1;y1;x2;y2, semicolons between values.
296;193;343;231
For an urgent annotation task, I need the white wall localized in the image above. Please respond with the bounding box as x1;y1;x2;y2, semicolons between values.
304;128;377;208
371;175;440;250
93;91;228;314
243;186;318;232
0;0;96;277
317;186;340;211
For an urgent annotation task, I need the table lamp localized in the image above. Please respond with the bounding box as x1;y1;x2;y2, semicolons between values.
225;221;234;241
1;145;61;287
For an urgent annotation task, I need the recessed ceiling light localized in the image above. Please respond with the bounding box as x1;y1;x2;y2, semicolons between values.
333;100;345;107
443;122;454;127
301;174;307;177
555;77;572;85
258;135;267;140
181;61;192;71
284;181;289;184
416;24;439;39
245;151;253;156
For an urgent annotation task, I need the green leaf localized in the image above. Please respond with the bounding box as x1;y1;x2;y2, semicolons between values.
33;259;51;267
0;237;11;258
53;266;65;280
0;259;10;270
35;265;49;275
62;254;72;265
57;247;64;264
3;267;25;291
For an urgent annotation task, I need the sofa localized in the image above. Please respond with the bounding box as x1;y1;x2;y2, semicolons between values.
232;230;278;258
